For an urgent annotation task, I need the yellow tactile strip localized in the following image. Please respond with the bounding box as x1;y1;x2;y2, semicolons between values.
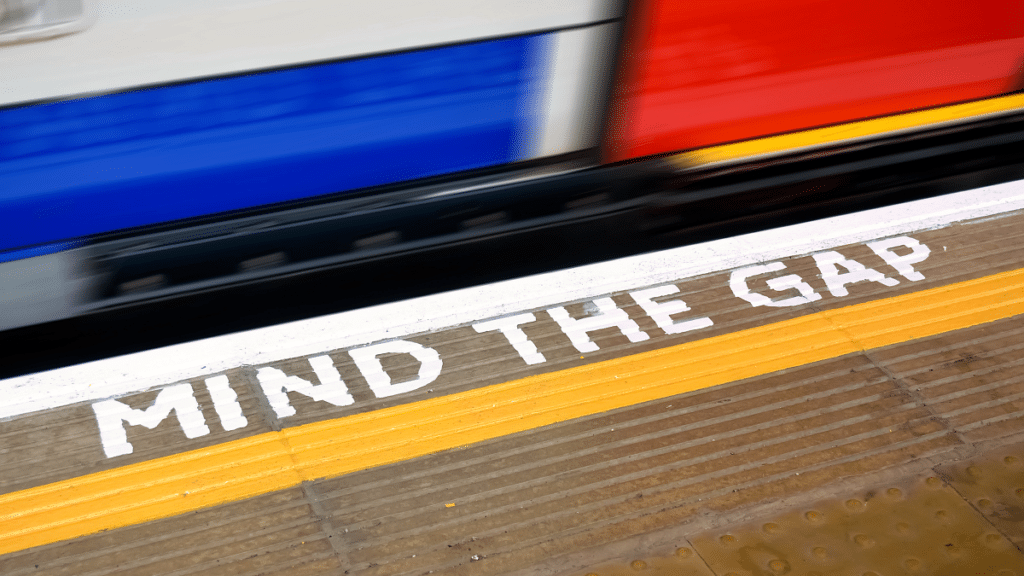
2;488;343;576
574;453;1024;576
1;266;1023;558
669;92;1024;168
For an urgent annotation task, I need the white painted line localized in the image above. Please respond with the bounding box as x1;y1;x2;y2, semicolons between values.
532;23;619;157
3;178;1024;421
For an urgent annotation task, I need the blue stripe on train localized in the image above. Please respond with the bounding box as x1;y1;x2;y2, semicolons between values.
0;34;547;253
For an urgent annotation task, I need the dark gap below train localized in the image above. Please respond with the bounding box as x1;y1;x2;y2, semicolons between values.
2;112;1023;378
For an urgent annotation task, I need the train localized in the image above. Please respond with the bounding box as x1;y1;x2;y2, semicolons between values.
1;0;1022;334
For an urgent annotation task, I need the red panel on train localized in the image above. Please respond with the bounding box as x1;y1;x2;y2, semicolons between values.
606;0;1024;162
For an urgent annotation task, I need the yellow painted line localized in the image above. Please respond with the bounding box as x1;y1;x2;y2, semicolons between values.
2;268;1024;555
669;93;1024;169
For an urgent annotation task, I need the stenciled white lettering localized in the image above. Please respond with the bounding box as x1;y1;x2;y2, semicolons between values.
349;340;443;398
548;297;649;353
256;354;354;418
87;236;932;453
730;262;822;308
813;251;899;297
93;383;209;458
473;313;546;365
204;375;247;431
629;285;713;334
867;236;930;281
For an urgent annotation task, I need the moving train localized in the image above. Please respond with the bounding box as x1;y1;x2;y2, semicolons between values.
1;0;1022;333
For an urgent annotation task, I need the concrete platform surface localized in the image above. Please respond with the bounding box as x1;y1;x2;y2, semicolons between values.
3;180;1024;575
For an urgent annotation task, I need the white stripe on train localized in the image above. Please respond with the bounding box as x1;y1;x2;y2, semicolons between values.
0;0;615;106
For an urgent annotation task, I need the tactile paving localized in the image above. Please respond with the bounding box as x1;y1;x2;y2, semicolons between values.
938;445;1024;547
571;470;1024;576
690;474;1024;576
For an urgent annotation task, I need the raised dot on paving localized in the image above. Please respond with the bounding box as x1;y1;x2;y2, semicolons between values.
853;534;875;548
938;443;1024;548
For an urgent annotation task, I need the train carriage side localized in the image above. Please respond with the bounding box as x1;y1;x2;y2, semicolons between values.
1;0;1023;333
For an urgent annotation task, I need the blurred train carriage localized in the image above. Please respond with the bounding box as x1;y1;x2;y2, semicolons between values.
1;0;1022;333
